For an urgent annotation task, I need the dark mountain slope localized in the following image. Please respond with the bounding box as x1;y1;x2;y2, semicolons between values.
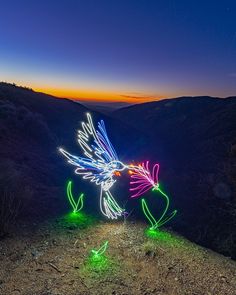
114;96;236;166
0;84;235;259
114;96;236;258
0;83;145;228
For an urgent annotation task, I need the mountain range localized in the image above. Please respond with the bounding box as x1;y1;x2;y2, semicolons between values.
0;82;235;259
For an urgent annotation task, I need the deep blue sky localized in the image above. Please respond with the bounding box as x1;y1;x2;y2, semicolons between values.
0;0;236;102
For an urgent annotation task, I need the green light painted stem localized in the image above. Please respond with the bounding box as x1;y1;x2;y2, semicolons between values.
91;241;109;256
66;180;84;213
142;186;177;230
141;199;157;229
153;187;171;228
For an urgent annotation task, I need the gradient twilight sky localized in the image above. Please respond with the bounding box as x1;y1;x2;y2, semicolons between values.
0;0;236;103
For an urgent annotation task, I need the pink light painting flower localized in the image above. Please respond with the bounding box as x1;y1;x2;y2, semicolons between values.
129;161;160;198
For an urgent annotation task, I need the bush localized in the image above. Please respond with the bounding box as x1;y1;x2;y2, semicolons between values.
0;160;33;237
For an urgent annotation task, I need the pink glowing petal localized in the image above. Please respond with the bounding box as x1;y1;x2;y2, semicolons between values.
129;183;151;192
132;182;152;191
130;180;147;184
129;161;161;198
130;185;152;198
152;163;159;185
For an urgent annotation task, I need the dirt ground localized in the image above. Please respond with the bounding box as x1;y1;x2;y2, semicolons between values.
0;212;236;295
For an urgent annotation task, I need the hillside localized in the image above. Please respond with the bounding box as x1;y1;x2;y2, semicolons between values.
0;218;235;295
0;83;235;261
0;82;145;226
114;96;236;258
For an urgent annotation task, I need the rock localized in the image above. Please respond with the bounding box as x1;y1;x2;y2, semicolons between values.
73;262;80;269
52;239;57;245
31;249;42;259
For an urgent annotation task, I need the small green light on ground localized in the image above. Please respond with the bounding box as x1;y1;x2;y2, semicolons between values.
91;241;109;257
80;242;119;276
59;211;96;229
145;228;182;247
83;254;114;274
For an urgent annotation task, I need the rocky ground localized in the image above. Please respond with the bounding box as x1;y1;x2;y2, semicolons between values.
0;212;236;295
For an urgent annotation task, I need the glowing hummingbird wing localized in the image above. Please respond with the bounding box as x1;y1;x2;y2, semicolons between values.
59;113;118;186
59;148;115;186
77;113;118;164
96;119;118;162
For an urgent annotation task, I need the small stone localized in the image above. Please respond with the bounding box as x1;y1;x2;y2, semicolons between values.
31;249;42;259
220;276;227;282
73;263;80;269
52;239;57;245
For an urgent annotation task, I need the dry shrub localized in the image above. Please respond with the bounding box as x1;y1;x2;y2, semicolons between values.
0;159;33;237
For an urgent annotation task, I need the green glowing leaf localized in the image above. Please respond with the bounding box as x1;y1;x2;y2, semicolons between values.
141;186;177;230
154;187;177;228
66;180;84;213
91;241;109;256
157;209;177;227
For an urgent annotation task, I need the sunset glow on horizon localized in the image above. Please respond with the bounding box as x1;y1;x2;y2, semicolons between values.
1;77;167;103
34;86;166;103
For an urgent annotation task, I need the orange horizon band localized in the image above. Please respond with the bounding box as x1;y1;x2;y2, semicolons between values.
34;87;164;103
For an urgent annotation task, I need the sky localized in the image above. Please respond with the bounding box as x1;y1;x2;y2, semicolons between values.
0;0;236;103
